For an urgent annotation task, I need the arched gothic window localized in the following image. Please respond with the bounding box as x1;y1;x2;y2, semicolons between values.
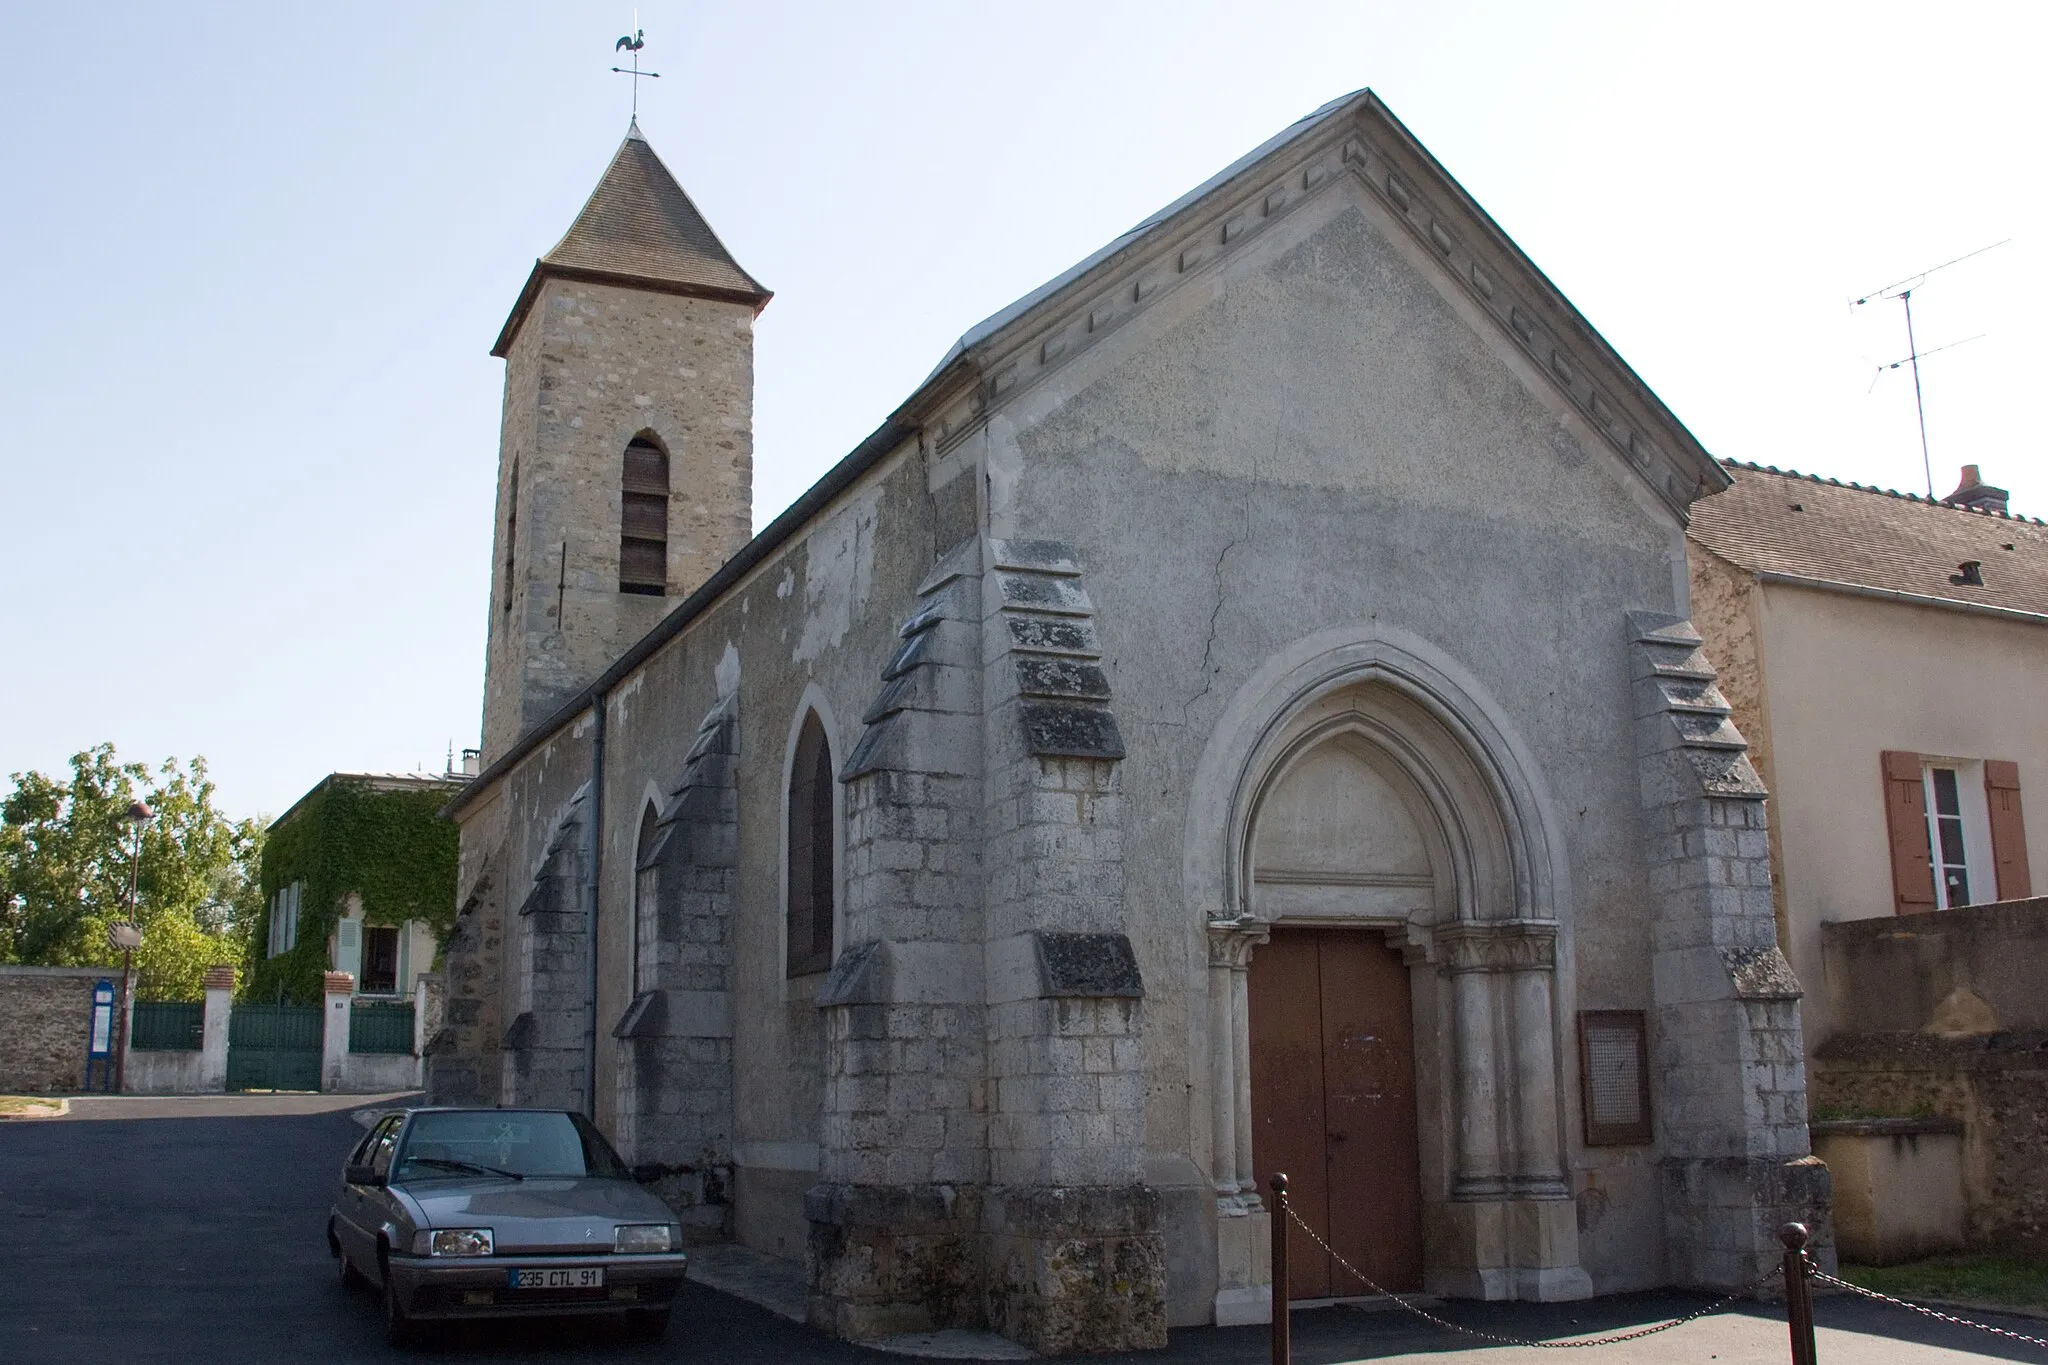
786;712;836;976
619;436;669;595
633;800;660;993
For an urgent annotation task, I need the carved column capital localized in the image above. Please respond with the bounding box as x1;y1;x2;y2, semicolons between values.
1206;918;1269;970
1436;919;1558;974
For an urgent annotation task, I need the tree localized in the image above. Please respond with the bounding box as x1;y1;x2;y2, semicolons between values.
0;745;264;999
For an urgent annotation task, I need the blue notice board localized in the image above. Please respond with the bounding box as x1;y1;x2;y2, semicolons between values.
89;979;115;1058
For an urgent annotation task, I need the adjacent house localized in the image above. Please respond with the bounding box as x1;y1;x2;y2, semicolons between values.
250;772;463;1004
1686;461;2046;1052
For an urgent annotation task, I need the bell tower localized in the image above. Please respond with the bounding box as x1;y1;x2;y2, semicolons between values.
480;120;770;760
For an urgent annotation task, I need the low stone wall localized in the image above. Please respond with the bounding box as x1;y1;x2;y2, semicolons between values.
1814;899;2048;1256
338;1051;422;1092
1813;1032;2048;1256
1811;1117;1965;1265
125;1044;206;1094
1821;897;2048;1040
0;966;114;1093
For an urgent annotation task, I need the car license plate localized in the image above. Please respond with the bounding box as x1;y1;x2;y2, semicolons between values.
507;1267;604;1290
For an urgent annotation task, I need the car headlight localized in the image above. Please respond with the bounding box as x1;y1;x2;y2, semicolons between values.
612;1224;675;1254
411;1228;494;1257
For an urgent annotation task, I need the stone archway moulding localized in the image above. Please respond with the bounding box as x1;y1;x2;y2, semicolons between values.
1184;624;1590;1312
1181;624;1571;929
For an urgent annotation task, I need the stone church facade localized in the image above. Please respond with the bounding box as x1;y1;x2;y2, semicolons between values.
429;90;1829;1353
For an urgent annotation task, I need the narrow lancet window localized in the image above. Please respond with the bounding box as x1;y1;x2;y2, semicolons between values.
620;436;669;595
502;459;518;614
633;800;660;993
786;712;836;976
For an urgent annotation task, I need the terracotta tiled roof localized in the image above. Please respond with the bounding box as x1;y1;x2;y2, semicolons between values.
1689;461;2048;618
492;122;768;355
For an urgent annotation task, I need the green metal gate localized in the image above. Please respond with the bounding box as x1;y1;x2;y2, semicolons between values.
226;1003;324;1091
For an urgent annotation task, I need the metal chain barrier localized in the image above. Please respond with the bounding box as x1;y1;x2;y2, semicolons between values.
1282;1200;1783;1349
1810;1269;2048;1354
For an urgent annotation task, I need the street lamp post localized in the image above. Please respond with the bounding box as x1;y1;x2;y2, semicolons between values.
111;800;153;1094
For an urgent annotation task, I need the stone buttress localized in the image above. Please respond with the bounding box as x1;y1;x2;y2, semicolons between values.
808;538;1168;1355
1630;613;1832;1287
424;865;504;1106
500;786;592;1110
612;684;740;1235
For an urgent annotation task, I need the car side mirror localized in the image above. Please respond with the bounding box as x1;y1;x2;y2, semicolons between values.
345;1163;383;1187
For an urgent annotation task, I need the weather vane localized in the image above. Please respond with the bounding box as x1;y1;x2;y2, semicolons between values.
611;21;661;118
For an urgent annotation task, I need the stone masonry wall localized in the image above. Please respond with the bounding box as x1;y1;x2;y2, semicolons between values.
1630;612;1831;1289
976;541;1165;1354
811;540;989;1341
425;846;505;1106
1684;540;1788;947
501;786;591;1110
0;966;111;1092
482;281;755;759
1813;1033;2048;1255
613;686;741;1236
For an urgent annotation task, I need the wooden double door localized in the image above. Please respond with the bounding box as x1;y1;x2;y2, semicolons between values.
1249;926;1424;1298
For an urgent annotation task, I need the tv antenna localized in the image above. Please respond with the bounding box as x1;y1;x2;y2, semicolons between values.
1851;239;2007;497
611;18;660;119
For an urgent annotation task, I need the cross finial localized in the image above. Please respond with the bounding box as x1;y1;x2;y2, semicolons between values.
611;23;661;119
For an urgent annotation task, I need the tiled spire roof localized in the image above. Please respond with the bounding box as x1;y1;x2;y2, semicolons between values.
493;121;769;356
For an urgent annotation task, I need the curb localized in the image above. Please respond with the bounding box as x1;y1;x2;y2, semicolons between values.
0;1096;70;1120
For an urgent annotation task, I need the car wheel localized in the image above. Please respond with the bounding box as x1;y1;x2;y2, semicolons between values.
331;1223;364;1289
381;1252;421;1348
627;1308;671;1341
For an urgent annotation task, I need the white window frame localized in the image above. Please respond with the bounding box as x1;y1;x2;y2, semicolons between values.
1921;759;1994;910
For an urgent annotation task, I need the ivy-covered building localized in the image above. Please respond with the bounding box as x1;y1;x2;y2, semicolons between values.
249;773;462;1003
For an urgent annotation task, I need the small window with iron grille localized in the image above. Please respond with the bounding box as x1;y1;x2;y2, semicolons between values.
1579;1010;1652;1146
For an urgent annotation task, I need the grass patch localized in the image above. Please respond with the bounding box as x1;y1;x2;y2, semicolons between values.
1843;1255;2048;1312
0;1095;66;1118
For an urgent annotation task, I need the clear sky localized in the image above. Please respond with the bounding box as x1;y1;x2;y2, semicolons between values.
2;0;2041;822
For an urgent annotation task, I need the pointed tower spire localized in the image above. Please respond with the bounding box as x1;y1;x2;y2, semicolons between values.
492;127;770;357
480;127;764;758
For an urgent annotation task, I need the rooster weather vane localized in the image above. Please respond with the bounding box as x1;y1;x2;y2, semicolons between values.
611;26;660;118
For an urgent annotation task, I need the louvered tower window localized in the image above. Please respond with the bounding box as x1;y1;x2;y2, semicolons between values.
786;712;836;976
502;459;518;614
620;436;669;595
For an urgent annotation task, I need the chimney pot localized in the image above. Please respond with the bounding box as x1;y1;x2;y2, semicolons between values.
1943;465;2009;515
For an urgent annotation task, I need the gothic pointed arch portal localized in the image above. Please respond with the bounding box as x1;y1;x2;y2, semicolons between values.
1189;630;1591;1314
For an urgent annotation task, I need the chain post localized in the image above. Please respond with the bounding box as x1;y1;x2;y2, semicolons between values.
1780;1222;1817;1365
1270;1173;1290;1365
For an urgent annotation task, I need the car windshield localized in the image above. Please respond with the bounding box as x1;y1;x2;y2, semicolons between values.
391;1111;631;1183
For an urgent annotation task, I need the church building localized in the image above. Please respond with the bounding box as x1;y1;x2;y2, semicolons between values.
429;90;1829;1354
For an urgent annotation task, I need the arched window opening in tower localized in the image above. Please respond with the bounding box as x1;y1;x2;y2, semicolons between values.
619;436;669;595
503;459;518;614
786;712;835;977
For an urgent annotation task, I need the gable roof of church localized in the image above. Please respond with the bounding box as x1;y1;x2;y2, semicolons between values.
902;88;1724;515
491;120;771;357
1691;460;2048;621
453;90;1727;813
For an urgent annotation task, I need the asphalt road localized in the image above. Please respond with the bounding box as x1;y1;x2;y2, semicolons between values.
2;1093;2041;1363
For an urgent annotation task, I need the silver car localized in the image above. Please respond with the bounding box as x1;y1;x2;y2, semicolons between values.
328;1107;690;1345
